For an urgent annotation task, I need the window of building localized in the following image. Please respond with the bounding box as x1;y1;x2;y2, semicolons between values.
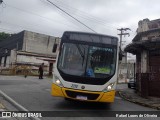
52;44;58;53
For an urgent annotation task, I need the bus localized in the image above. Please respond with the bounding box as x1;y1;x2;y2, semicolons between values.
51;31;119;102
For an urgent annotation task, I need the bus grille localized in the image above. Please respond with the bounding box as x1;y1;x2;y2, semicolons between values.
65;90;100;100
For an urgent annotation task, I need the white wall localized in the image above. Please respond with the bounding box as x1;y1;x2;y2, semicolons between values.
17;54;49;71
10;49;17;65
23;31;60;55
1;57;5;67
6;56;10;67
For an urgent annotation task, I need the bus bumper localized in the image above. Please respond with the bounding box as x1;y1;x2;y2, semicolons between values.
51;83;116;103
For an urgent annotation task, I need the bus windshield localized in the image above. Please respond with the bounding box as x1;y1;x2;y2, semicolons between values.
58;43;117;78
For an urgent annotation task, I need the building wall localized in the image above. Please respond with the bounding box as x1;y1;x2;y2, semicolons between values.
127;60;135;79
141;50;148;73
137;19;160;36
23;31;60;55
118;53;135;82
136;19;160;97
10;49;17;66
1;57;5;67
16;54;49;70
17;55;47;64
0;30;60;76
6;56;10;68
137;19;150;33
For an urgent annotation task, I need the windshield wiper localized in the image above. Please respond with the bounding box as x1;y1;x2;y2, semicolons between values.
75;44;85;66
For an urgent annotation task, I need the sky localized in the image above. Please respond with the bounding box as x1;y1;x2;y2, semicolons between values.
0;0;160;50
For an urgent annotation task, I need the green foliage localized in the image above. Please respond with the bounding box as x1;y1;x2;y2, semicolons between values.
0;32;10;42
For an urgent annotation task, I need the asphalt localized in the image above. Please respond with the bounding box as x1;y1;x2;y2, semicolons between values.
0;75;42;120
0;89;41;120
118;85;160;110
0;76;160;120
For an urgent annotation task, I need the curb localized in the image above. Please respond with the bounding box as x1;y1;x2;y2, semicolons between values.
0;90;41;120
118;91;160;110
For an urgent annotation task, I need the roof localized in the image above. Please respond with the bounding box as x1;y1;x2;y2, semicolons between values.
125;38;160;54
125;25;160;54
133;28;160;42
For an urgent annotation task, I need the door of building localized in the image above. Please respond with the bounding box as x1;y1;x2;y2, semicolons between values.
149;51;160;97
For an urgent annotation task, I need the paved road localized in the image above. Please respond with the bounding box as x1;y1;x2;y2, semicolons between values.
0;76;158;120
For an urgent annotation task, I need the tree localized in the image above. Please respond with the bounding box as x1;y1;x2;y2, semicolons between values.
0;32;11;42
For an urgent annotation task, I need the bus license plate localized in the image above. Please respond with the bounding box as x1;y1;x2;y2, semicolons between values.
76;95;88;100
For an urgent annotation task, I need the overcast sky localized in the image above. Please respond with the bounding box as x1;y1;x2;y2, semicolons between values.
0;0;160;47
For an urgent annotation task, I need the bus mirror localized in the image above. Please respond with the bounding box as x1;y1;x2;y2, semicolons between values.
119;52;123;61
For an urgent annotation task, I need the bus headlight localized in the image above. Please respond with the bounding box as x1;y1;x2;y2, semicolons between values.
103;83;115;92
54;76;63;87
55;79;61;84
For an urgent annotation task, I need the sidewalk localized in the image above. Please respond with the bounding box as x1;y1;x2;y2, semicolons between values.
118;87;160;110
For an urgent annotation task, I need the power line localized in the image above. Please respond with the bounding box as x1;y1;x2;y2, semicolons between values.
117;28;131;51
6;4;81;30
6;3;117;34
5;2;118;34
6;3;117;32
52;0;119;28
45;0;97;33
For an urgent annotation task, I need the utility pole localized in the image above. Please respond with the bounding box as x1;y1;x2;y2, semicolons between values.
117;27;131;62
117;28;131;51
117;28;131;83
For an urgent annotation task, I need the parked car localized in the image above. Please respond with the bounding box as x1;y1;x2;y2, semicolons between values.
128;78;136;89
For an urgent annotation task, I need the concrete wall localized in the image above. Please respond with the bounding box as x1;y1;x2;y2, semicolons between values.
137;19;160;35
1;57;5;66
0;56;10;67
6;56;10;68
23;31;60;55
10;49;17;66
17;55;47;65
141;50;148;73
137;19;149;33
16;54;49;71
0;30;59;75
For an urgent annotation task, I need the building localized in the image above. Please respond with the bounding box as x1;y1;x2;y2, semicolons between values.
126;59;136;79
0;30;60;75
118;53;135;83
125;18;160;97
118;52;127;83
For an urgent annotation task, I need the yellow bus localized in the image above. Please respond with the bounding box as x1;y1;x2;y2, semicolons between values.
51;31;119;102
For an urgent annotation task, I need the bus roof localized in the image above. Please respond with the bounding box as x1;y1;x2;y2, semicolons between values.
61;31;118;45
